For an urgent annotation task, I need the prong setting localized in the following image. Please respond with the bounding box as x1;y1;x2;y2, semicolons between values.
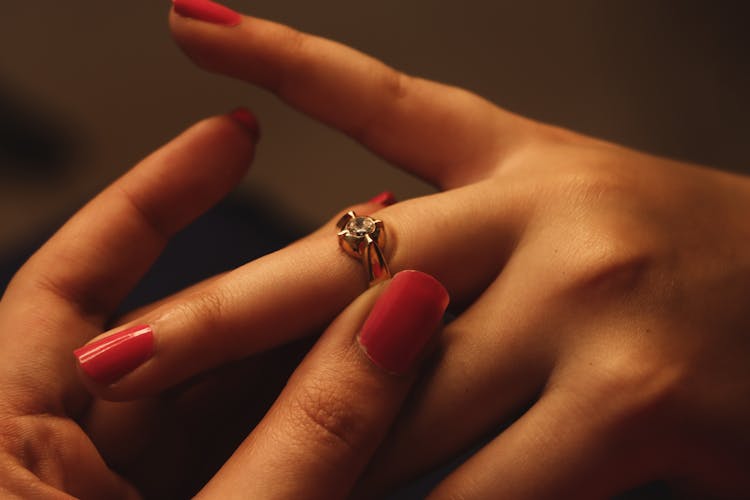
337;212;386;259
337;211;390;285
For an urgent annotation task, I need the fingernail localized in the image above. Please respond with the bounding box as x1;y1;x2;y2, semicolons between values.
74;325;154;385
172;0;242;27
358;271;449;374
229;107;261;143
368;191;397;207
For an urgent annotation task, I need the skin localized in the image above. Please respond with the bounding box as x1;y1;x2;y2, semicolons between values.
2;5;750;498
0;116;257;498
0;116;440;498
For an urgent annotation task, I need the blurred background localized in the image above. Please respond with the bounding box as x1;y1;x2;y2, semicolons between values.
1;0;748;286
0;1;748;496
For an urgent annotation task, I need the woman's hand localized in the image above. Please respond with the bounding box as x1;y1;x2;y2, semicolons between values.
0;113;256;498
70;2;750;497
0;109;450;497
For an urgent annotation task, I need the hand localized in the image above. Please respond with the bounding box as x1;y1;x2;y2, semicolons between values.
0;113;255;498
71;1;750;497
0;109;450;498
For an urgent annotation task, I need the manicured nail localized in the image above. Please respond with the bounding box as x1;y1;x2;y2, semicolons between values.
358;271;449;374
172;0;242;27
74;325;154;385
368;191;397;207
229;107;261;143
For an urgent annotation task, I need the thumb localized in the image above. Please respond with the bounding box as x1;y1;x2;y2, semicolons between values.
200;270;448;499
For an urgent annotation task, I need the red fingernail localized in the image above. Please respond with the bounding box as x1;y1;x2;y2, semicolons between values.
368;191;397;207
74;325;154;385
229;107;261;143
172;0;242;27
358;271;449;374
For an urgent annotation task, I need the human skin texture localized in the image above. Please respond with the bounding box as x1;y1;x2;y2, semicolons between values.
2;0;749;498
116;3;748;497
0;111;449;498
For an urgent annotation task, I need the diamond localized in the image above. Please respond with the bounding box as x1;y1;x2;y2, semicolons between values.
345;216;376;237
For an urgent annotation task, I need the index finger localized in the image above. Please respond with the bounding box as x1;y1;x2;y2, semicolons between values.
1;112;256;410
169;0;532;189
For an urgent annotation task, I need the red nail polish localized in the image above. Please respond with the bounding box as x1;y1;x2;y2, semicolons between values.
229;107;261;143
368;191;397;207
74;325;154;384
358;271;449;374
172;0;242;27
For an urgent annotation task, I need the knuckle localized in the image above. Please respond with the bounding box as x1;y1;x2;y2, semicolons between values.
382;69;412;103
114;183;171;241
542;227;657;303
186;293;223;325
536;168;661;299
568;231;654;297
171;287;232;340
351;69;412;143
287;379;365;455
576;329;748;472
577;342;686;429
280;24;309;57
274;26;312;95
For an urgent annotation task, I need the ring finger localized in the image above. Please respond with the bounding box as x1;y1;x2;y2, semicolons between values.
75;178;528;400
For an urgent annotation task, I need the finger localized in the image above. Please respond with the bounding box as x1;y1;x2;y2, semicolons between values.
107;192;396;324
115;272;228;324
169;1;533;188
7;111;257;321
198;270;449;498
78;195;396;467
0;110;257;407
428;387;650;499
74;178;528;399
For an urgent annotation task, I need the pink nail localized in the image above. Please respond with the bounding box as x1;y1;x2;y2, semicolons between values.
74;325;154;384
229;107;261;143
368;191;397;206
358;271;449;374
172;0;242;27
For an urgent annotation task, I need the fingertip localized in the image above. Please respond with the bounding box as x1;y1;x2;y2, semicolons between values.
167;8;221;73
186;111;258;173
171;0;242;28
228;107;261;144
73;325;155;395
167;1;252;77
357;270;448;375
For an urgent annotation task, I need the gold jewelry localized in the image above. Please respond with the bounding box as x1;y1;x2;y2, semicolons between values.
337;210;391;286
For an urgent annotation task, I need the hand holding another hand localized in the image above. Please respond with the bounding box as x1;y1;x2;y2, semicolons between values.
163;2;749;496
1;0;749;497
0;111;449;498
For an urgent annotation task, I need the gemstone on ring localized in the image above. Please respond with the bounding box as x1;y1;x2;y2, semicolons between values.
345;216;376;237
337;210;390;285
